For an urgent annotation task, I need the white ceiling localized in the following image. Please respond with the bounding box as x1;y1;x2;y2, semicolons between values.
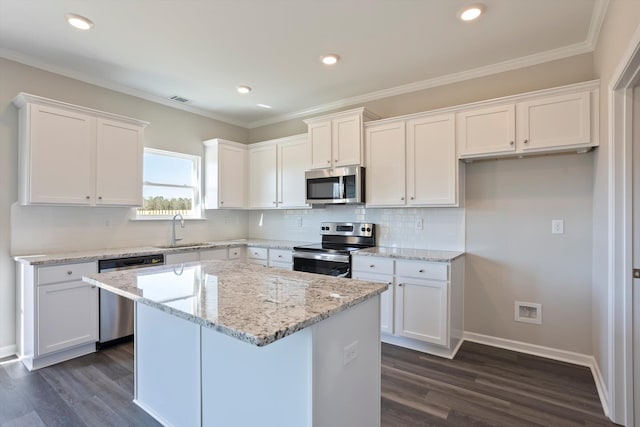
0;0;606;128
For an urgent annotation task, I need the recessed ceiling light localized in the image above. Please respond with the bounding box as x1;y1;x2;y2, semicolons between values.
66;13;94;30
236;85;252;94
321;54;340;65
458;4;485;21
257;104;272;109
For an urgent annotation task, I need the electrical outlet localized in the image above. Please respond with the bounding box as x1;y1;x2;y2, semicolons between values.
551;219;564;234
343;341;358;366
415;218;423;231
297;217;302;227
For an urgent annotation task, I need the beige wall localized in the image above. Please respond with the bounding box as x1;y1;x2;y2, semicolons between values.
0;58;250;353
592;0;640;418
249;53;594;143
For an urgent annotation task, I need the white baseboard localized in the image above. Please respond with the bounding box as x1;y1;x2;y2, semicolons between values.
463;331;611;418
0;344;17;359
134;399;172;427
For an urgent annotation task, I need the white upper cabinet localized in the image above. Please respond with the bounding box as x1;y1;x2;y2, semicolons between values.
406;114;457;206
203;139;247;209
365;121;406;206
304;107;379;170
95;118;143;206
14;93;147;206
248;144;278;209
366;113;461;208
457;83;598;160
248;134;310;209
277;135;310;208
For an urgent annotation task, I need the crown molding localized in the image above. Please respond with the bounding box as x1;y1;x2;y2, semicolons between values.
0;47;249;128
586;0;610;50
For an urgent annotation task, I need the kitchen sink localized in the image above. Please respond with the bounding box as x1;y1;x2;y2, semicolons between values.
155;242;212;249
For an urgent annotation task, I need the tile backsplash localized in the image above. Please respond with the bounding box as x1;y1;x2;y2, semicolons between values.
247;205;465;250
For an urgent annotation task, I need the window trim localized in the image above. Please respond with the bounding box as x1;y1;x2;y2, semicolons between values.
136;148;204;220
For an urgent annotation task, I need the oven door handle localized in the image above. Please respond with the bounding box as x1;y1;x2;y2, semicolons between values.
292;251;350;263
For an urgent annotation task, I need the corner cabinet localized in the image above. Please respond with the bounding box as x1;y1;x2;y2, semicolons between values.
203;139;247;209
352;255;464;359
365;113;462;207
17;261;99;371
13;93;147;206
457;82;598;160
304;108;379;169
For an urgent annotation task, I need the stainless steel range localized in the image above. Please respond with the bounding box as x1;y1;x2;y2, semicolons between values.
293;222;376;278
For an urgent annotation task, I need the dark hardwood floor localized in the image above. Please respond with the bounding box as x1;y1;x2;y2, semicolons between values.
0;341;616;426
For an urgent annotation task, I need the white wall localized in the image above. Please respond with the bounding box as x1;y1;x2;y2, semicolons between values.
0;58;249;354
247;205;464;251
465;154;594;354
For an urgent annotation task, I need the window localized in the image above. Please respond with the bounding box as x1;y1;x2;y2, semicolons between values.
136;148;203;219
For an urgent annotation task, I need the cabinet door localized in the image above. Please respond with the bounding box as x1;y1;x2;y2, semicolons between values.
95;119;143;206
309;120;332;169
365;121;406;206
218;144;246;208
278;137;310;208
332;114;362;167
456;104;516;157
407;114;457;206
27;104;94;205
37;281;98;356
248;144;277;208
517;91;591;152
395;277;448;346
352;271;394;335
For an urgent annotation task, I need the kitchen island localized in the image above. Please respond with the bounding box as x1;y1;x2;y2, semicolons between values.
83;260;387;427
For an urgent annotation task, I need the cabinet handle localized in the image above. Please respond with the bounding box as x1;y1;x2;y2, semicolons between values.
523;139;528;144
220;201;224;205
67;271;73;275
335;159;338;163
85;196;90;200
91;285;96;289
279;201;282;204
98;196;102;200
370;264;375;268
273;201;276;204
401;197;405;201
410;196;415;200
278;255;283;258
387;282;392;285
398;283;403;287
419;269;425;273
510;141;514;146
327;160;330;164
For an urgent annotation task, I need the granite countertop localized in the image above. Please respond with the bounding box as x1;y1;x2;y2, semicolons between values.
83;260;387;347
354;247;464;262
14;239;313;265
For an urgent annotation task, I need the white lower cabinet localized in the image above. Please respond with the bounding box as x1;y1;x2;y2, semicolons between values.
199;248;228;261
166;251;200;264
247;247;269;267
17;260;99;370
37;280;99;356
268;249;293;270
352;254;464;358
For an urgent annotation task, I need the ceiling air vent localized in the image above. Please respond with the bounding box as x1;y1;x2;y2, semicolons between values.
168;95;190;103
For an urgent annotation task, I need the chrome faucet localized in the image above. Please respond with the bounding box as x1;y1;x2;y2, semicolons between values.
172;214;185;246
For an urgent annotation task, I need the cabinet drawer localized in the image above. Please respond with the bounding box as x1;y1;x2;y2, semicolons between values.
228;247;243;259
395;260;448;281
247;259;268;267
269;261;292;271
37;262;97;285
269;249;292;263
247;247;268;260
352;256;394;275
200;248;228;261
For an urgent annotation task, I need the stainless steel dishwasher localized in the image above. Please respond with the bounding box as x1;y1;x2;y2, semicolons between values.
97;254;164;347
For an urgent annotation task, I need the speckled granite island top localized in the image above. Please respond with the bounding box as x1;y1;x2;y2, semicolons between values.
354;246;464;262
83;260;387;347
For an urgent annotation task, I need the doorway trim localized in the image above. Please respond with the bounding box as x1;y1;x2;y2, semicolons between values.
609;25;640;426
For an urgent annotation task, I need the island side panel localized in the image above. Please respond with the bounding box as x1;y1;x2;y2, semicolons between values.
312;295;381;427
135;303;202;427
201;326;312;427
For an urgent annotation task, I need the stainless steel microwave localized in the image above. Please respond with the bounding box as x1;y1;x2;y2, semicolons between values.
305;166;365;205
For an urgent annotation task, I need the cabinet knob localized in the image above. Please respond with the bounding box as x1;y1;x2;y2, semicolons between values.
370;264;375;268
398;283;403;287
91;285;96;289
278;255;283;258
220;201;224;205
85;196;90;200
67;271;73;275
510;141;514;146
279;201;282;204
387;282;392;285
273;201;276;204
327;160;330;164
523;139;528;144
335;159;338;163
401;197;405;201
410;196;415;200
98;196;102;200
419;269;425;273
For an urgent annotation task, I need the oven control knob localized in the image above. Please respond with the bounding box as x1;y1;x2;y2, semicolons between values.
360;227;365;232
366;227;371;232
